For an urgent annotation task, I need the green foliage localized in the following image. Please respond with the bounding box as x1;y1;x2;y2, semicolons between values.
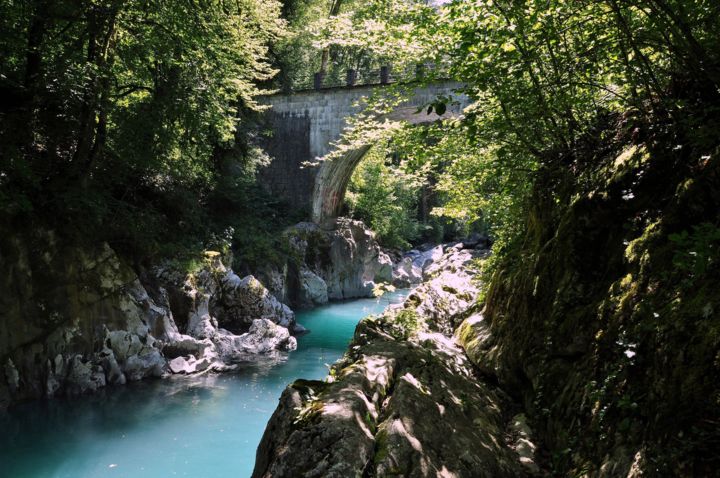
669;222;720;284
273;0;438;90
346;144;422;249
389;309;421;340
0;0;290;263
309;0;720;258
372;282;396;298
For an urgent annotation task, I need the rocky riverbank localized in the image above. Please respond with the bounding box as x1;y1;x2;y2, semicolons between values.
253;244;539;478
0;212;492;417
262;217;491;310
0;230;302;408
0;217;444;409
259;218;394;309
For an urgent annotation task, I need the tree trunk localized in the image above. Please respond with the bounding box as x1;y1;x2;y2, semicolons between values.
319;0;343;76
23;0;49;153
24;0;47;92
73;3;119;178
85;9;118;174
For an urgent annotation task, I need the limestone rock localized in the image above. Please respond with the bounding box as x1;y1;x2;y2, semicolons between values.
45;355;66;397
162;334;213;360
412;244;444;271
97;348;126;385
123;349;166;381
508;414;541;475
4;359;19;393
456;313;505;378
166;353;217;374
375;251;394;283
66;356;106;396
0;229;299;408
285;218;394;304
153;258;299;374
300;268;329;306
0;233;179;405
168;356;194;374
254;248;527;478
220;273;296;330
258;266;290;305
237;319;298;354
392;256;423;288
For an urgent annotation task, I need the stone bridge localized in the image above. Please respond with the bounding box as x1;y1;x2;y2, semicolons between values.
257;81;468;226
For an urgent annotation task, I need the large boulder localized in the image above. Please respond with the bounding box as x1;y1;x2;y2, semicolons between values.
392;256;423;288
235;319;297;354
219;273;296;330
153;254;299;375
285;218;395;306
412;244;444;270
65;356;106;396
300;268;329;307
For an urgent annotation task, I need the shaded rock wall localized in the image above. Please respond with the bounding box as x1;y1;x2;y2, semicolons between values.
0;230;297;409
266;218;393;309
463;143;720;475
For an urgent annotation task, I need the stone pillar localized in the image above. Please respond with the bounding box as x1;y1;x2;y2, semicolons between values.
346;69;357;87
380;66;390;85
314;72;324;91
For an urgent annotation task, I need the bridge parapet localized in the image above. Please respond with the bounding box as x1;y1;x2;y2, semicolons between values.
291;62;451;92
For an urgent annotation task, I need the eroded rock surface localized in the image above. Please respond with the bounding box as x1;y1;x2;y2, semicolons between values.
0;233;298;408
254;247;535;478
150;253;298;374
284;218;393;307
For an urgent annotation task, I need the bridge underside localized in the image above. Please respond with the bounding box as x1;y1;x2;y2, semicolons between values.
311;146;371;227
258;81;468;225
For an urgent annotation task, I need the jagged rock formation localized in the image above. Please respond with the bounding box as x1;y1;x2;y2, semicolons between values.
392;237;490;288
253;247;539;478
0;233;297;409
266;218;393;309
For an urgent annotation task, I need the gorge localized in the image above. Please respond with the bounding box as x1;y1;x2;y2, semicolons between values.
2;0;720;477
0;290;409;477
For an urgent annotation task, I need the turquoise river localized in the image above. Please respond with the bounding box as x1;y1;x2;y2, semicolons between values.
0;291;408;478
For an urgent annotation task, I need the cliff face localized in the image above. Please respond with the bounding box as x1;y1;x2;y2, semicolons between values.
467;138;720;475
0;216;399;409
0;227;297;409
254;126;720;477
264;218;393;309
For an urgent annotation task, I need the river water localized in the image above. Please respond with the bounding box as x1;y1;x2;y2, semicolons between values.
0;291;408;478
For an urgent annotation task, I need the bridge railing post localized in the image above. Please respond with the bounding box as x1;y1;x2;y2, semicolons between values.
380;66;390;85
314;72;324;91
346;69;357;87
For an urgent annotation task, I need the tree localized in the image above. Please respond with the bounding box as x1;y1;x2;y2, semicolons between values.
0;0;286;255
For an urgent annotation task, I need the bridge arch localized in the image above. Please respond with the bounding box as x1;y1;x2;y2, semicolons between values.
258;81;468;227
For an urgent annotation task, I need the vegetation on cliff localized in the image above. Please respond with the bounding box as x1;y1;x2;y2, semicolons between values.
299;0;720;474
2;0;720;474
